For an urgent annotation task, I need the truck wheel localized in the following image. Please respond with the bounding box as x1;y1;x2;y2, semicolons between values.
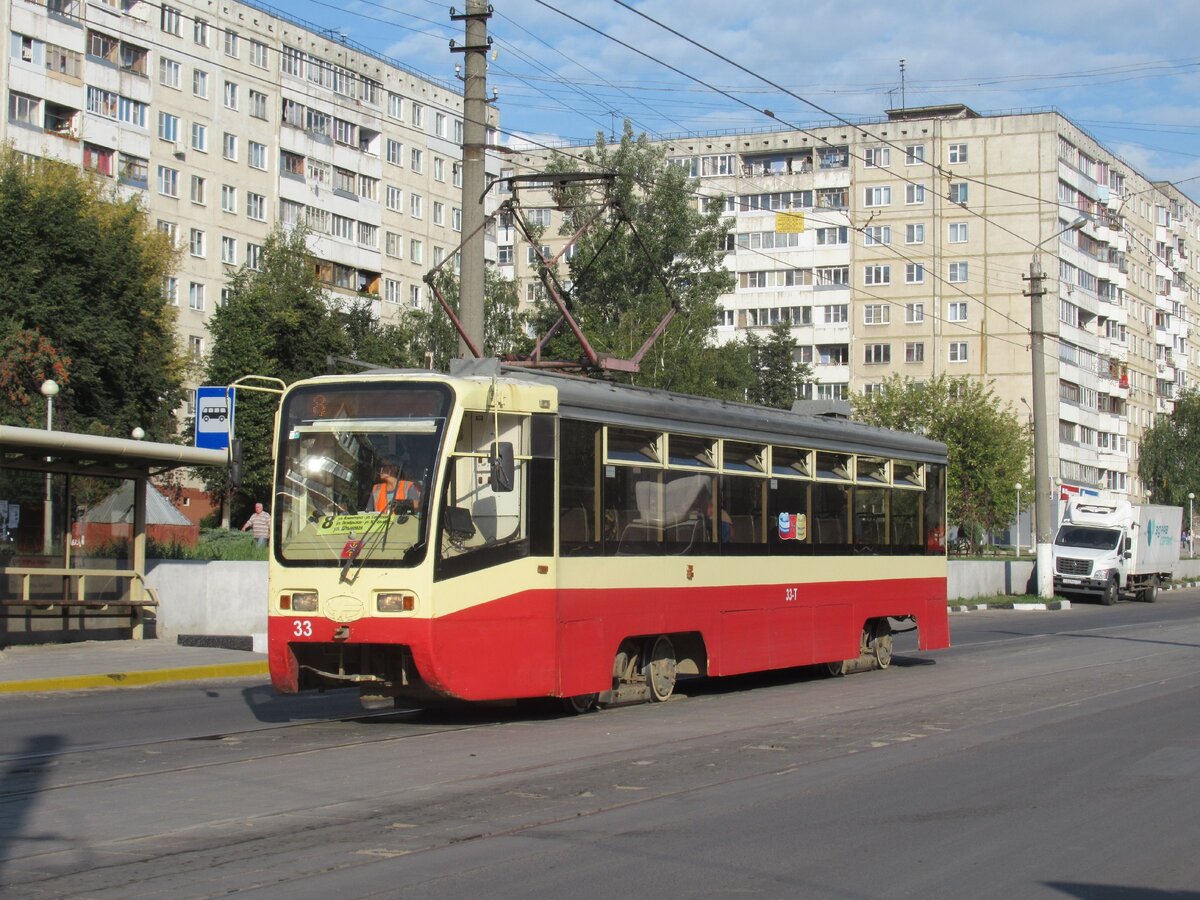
1140;575;1159;603
1100;576;1118;606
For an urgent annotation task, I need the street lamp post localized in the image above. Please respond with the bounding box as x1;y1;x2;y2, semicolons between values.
40;379;59;555
1026;216;1089;599
1015;482;1022;556
1189;492;1194;559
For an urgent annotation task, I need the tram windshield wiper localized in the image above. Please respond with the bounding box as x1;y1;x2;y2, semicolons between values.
339;499;416;583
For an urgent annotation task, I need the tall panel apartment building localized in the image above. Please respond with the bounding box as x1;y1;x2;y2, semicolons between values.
1;0;495;413
508;106;1200;502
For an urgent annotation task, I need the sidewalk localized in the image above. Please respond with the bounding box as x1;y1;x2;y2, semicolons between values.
0;639;268;694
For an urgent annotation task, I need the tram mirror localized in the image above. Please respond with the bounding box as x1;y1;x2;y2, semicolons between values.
445;505;475;539
490;441;514;493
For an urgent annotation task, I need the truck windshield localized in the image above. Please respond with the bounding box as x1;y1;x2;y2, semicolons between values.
274;382;452;567
1055;526;1122;550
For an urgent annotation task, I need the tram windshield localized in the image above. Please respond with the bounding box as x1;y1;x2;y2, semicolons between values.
275;383;452;567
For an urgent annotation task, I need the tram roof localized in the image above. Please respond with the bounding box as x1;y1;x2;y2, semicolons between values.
497;367;947;465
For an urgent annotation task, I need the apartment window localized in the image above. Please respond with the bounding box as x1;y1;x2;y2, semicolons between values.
158;220;177;243
386;139;403;166
949;341;969;362
388;93;403;119
434;112;447;138
863;225;890;245
948;143;968;164
905;223;925;244
331;214;354;240
410;148;424;173
246;192;266;221
816;226;848;245
249;40;268;69
188;282;204;311
949;262;969;283
385;231;403;258
161;5;182;36
358;223;378;248
452;207;462;232
410;102;424;128
159;57;181;88
410;193;423;219
190;122;207;152
949;182;969;205
905;302;925;324
248;141;267;170
193;18;210;47
223;133;237;161
242;88;264;119
223;81;238;110
864;147;889;168
157;111;179;143
192;69;208;99
190;174;206;205
409;285;422;308
864;186;891;207
358;175;378;202
189;228;205;257
224;29;239;58
949;222;968;243
164;276;178;305
410;239;423;264
157;165;178;196
386;185;403;211
905;183;926;204
333;167;355;194
384;278;402;304
864;265;891;285
246;243;262;270
433;157;445;182
905;263;925;284
119;153;148;188
221;184;236;213
83;144;114;177
433;201;445;226
905;342;924;363
864;343;890;365
8;91;40;127
280;199;304;227
86;87;117;119
452;162;462;187
819;305;848;325
905;144;925;165
221;236;237;265
949;301;969;322
864;304;890;325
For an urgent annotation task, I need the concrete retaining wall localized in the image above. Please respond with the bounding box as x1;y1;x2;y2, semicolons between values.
146;556;1200;639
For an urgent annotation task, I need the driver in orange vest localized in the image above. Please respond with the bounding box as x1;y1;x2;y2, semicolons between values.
372;461;421;512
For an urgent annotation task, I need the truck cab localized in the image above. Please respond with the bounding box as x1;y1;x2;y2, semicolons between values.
1052;497;1180;605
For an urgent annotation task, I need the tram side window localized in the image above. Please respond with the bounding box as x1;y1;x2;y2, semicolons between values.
892;488;922;551
767;478;811;555
924;464;947;554
719;474;766;552
812;482;850;552
854;487;888;551
559;419;600;556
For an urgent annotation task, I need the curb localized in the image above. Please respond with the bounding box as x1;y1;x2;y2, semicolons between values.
0;660;269;694
950;600;1072;613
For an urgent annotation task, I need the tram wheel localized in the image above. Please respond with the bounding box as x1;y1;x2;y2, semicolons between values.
562;693;599;715
823;660;846;677
645;635;677;702
871;621;894;670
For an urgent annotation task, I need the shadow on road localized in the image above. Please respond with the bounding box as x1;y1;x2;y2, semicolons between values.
1045;882;1200;899
0;734;64;886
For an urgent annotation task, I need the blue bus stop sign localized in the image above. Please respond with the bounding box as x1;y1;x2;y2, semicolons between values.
195;386;235;451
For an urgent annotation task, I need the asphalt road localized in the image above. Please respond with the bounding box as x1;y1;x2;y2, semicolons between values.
2;594;1199;899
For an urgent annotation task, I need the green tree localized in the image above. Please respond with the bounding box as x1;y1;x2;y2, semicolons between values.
534;123;741;398
852;375;1030;540
745;323;813;409
204;226;350;518
0;150;183;437
1139;387;1200;506
0;328;71;428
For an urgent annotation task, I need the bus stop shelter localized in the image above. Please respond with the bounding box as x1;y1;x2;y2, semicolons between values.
0;425;227;642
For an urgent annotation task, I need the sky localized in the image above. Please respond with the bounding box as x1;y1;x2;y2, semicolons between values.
280;0;1200;198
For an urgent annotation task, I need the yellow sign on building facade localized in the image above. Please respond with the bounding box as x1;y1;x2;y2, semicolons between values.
775;212;805;233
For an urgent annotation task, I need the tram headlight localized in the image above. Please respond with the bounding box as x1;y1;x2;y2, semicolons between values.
376;592;415;612
287;591;319;612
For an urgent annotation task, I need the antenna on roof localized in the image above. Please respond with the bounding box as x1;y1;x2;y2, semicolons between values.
899;58;907;110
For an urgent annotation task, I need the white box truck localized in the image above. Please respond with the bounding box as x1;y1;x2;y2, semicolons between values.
1053;496;1180;604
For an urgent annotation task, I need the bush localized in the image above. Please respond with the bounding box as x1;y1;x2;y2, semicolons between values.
81;529;268;561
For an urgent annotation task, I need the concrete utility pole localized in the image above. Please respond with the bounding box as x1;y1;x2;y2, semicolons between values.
452;1;491;360
1026;253;1054;599
1026;216;1088;599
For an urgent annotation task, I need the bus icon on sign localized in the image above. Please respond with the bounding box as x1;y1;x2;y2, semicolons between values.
200;403;228;423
